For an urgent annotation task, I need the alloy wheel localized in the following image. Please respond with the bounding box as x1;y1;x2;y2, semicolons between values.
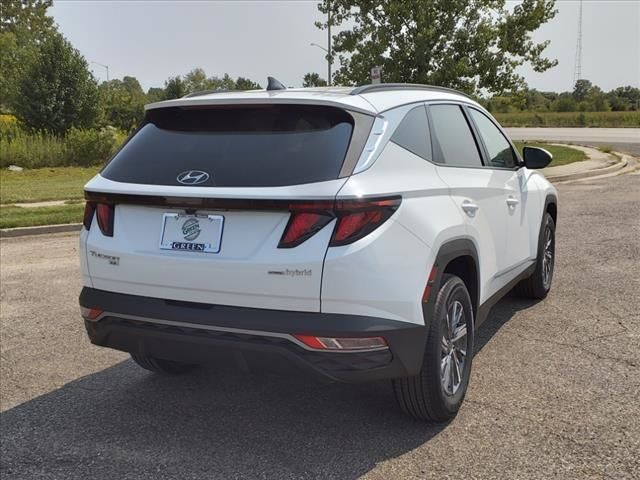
440;299;467;396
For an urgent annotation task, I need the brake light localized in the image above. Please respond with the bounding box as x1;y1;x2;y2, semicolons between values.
96;203;115;237
83;202;96;230
277;197;401;248
278;212;334;248
329;197;401;247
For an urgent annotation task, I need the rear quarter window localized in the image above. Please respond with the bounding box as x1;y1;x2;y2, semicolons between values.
390;105;432;161
101;105;355;187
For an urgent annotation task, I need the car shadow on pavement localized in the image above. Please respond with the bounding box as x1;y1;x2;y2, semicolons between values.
0;295;535;480
1;360;445;479
475;294;539;355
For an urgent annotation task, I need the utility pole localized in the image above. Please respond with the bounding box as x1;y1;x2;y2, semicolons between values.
573;0;583;85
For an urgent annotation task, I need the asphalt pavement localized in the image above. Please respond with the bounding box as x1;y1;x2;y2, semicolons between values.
506;127;640;156
1;172;639;479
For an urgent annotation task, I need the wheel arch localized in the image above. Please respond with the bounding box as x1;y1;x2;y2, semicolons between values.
424;238;480;330
544;194;558;226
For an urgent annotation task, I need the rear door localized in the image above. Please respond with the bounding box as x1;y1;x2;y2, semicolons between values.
84;104;365;312
427;103;510;303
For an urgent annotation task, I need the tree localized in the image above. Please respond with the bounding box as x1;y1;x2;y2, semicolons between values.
316;0;558;94
0;0;58;111
146;87;165;103
164;76;187;99
572;79;592;101
164;69;261;97
235;77;261;90
608;86;640;111
303;72;328;87
13;34;99;134
98;76;147;130
184;68;209;93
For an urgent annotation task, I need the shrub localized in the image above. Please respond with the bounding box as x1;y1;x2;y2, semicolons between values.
0;114;21;141
64;127;120;166
0;125;126;169
0;129;66;168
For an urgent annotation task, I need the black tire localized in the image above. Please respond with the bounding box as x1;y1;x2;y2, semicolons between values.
130;353;198;374
515;212;555;299
392;274;474;422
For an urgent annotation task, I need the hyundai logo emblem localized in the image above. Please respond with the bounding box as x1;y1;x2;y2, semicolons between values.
176;170;210;185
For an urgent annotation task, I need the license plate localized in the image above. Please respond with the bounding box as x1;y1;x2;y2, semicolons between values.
159;213;224;253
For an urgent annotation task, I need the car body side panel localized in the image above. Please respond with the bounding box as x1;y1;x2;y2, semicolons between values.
321;142;466;325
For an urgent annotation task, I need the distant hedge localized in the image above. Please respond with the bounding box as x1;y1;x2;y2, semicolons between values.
0;115;127;169
494;111;640;128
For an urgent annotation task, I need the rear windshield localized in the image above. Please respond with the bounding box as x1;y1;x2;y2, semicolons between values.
101;105;354;187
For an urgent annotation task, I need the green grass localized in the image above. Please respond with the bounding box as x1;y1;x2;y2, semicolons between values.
513;142;587;167
0;167;99;204
494;111;640;128
0;204;84;229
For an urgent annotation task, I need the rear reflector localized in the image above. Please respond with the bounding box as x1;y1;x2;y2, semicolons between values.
294;334;388;351
83;202;96;230
96;203;115;237
278;196;401;249
421;265;438;302
80;307;103;321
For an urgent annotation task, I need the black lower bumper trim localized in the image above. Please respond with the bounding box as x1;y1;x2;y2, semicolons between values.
80;288;427;382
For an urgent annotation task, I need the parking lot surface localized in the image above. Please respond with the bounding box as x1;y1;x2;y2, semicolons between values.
1;172;639;479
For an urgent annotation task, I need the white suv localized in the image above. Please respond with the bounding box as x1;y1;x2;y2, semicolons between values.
79;80;557;422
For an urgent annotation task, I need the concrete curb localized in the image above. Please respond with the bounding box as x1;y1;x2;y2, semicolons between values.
545;155;628;182
0;223;82;238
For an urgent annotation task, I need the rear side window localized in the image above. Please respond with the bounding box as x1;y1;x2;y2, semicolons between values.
390;105;432;161
469;109;517;168
429;105;482;167
101;105;354;187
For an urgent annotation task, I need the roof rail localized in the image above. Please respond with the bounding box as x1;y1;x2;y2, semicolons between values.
350;83;473;99
183;89;230;98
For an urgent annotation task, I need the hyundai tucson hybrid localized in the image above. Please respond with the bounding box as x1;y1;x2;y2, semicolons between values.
79;80;557;422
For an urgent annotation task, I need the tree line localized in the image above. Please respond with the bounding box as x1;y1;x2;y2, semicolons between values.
1;0;638;141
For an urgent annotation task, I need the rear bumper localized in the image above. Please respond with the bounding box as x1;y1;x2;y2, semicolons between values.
79;287;427;382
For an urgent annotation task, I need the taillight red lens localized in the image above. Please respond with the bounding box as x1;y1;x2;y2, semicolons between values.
83;202;96;230
278;212;334;248
95;203;115;237
276;197;400;248
329;197;401;247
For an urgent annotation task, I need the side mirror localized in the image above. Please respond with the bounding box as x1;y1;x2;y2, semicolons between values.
522;146;553;169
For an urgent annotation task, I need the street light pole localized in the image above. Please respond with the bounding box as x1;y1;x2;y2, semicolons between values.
327;0;331;85
90;61;110;82
310;1;332;86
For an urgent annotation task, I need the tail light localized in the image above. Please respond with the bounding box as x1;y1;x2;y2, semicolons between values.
330;198;401;247
278;196;401;248
83;202;96;230
278;202;334;248
96;203;115;237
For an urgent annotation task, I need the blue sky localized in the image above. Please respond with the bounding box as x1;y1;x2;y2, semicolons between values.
49;0;639;92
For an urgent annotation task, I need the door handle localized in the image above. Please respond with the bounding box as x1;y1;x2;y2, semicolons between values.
506;196;519;208
461;200;479;217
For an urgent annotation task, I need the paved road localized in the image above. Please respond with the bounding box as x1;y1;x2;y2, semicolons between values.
506;127;640;156
1;173;639;479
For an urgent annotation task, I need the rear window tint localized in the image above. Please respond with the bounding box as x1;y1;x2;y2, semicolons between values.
390;105;432;161
101;105;354;187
